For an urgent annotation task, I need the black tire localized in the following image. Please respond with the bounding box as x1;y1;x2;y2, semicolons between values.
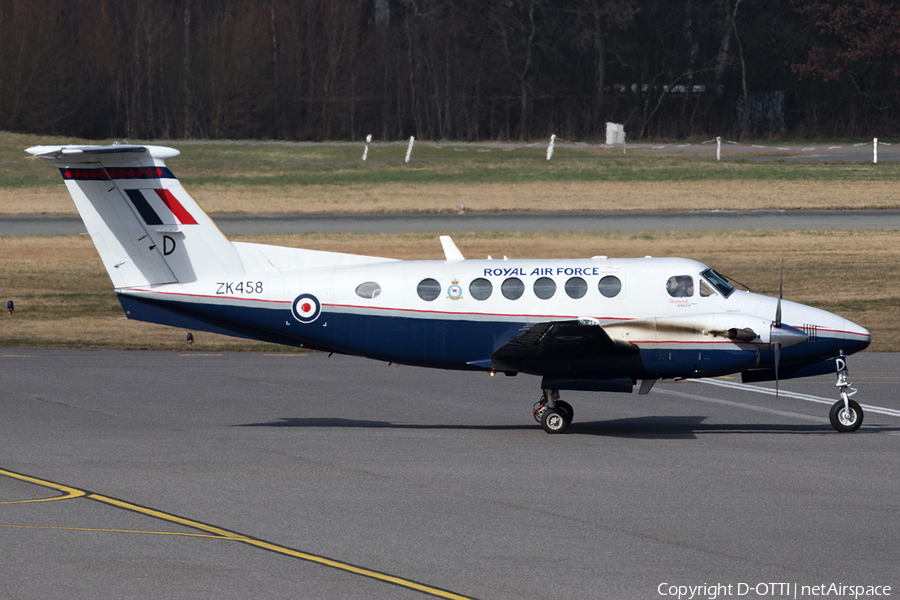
829;399;863;432
555;400;574;422
541;408;569;434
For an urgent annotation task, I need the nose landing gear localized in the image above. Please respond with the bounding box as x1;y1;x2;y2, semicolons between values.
533;389;573;434
829;351;863;432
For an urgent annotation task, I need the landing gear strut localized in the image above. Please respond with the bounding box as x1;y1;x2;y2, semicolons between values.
533;389;573;434
829;351;863;433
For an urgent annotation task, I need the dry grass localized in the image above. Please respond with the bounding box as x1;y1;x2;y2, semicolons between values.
0;317;288;350
4;180;900;215
189;180;900;213
2;230;897;351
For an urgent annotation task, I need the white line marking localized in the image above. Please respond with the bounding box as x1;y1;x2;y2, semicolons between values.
694;379;900;418
655;388;822;422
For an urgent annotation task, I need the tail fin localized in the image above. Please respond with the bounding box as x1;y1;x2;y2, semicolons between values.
26;144;243;288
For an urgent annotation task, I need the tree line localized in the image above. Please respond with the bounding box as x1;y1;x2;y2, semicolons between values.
2;0;898;142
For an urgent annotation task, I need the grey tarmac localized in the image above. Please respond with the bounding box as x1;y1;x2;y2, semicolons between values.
2;348;898;600
3;209;900;236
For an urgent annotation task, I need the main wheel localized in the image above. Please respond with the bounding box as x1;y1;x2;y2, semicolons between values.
541;408;570;434
555;400;574;422
829;398;863;432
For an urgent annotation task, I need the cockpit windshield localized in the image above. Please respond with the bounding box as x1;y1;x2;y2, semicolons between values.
701;268;735;298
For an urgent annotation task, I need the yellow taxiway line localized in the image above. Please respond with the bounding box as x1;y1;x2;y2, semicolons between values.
0;468;476;600
0;468;86;504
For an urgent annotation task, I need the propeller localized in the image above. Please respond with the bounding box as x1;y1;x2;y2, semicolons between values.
769;260;808;396
774;260;783;395
775;260;783;329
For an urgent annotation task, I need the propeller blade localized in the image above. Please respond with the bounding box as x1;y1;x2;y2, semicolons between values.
773;342;781;397
772;261;800;400
775;259;783;328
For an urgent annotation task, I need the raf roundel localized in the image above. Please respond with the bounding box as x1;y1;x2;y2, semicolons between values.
291;293;321;323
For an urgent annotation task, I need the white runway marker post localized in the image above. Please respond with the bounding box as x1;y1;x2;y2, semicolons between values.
547;134;555;160
606;122;626;152
405;136;415;163
716;136;722;161
362;134;372;161
874;138;878;164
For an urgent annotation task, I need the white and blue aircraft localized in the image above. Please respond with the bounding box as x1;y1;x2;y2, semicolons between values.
26;144;871;434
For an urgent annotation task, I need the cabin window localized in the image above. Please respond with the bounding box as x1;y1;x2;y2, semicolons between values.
501;277;525;300
565;276;587;299
355;281;382;299
598;275;622;298
666;275;694;298
533;277;556;299
469;278;493;301
700;280;716;297
701;268;735;298
417;278;441;301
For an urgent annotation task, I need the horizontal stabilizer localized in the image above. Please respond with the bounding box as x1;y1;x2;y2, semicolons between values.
27;144;168;158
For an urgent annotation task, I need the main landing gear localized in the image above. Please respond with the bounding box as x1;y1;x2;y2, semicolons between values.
533;389;573;434
829;351;863;433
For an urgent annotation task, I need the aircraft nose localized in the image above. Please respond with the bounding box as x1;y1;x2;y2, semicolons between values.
819;313;871;355
844;319;871;353
790;302;871;356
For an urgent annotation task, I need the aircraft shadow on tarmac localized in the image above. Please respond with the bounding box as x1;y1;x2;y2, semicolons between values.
237;416;899;439
238;417;534;431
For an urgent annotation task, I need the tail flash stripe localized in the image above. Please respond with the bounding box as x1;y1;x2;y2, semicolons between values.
154;189;198;225
124;189;164;225
60;167;175;180
61;168;109;180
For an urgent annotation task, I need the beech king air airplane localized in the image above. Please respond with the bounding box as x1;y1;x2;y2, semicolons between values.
26;144;872;434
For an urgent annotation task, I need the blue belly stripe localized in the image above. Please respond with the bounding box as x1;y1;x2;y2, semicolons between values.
117;294;866;379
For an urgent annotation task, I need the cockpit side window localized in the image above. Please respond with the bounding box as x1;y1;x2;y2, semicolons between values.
701;268;735;298
699;280;716;297
666;275;694;297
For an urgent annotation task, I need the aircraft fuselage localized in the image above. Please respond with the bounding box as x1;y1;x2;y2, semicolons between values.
117;256;870;384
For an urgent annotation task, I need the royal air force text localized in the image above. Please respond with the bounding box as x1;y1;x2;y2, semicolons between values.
483;266;611;277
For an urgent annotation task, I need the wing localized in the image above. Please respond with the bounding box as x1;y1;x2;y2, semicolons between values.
489;320;639;375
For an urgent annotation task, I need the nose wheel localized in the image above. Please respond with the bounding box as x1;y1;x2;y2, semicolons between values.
830;398;863;432
533;390;573;434
829;351;863;432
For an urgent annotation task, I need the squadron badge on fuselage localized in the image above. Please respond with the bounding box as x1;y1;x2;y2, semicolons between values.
447;279;463;300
